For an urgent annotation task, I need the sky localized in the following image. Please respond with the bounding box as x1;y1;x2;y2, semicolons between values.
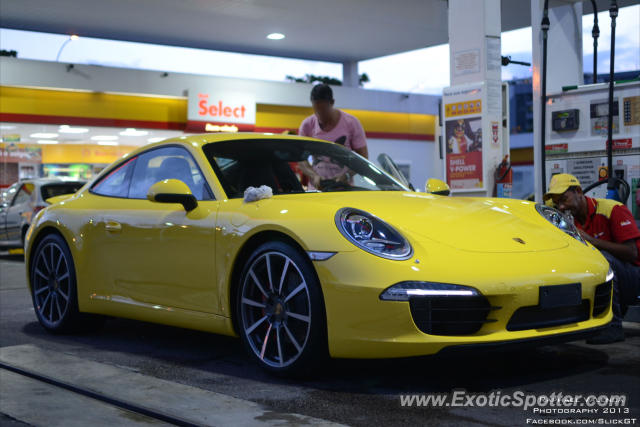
360;4;640;94
0;5;638;95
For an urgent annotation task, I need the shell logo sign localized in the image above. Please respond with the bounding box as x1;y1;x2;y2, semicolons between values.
187;90;256;132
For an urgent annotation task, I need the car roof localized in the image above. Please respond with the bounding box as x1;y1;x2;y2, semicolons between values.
121;132;335;159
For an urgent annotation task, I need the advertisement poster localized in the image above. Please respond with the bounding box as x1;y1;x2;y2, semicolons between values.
0;143;42;163
445;117;483;189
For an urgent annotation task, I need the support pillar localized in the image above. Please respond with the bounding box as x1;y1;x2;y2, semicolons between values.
441;0;507;197
342;61;359;88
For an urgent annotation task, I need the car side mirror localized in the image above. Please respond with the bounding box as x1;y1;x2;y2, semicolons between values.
425;178;450;196
147;179;198;212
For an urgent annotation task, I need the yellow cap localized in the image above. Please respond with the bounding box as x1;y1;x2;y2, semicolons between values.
543;173;581;201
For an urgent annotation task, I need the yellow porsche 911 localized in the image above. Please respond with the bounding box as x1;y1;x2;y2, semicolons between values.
25;133;613;374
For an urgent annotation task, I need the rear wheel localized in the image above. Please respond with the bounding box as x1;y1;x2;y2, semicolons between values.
30;233;101;333
237;241;327;375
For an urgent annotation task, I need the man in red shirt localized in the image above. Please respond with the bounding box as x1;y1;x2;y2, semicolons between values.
545;174;640;344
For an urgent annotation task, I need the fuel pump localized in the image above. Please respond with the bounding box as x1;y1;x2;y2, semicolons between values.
540;0;639;218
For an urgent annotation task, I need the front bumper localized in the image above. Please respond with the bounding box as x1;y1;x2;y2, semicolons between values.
313;245;612;359
436;324;608;356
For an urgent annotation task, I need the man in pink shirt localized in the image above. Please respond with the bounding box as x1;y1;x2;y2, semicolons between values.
298;84;368;189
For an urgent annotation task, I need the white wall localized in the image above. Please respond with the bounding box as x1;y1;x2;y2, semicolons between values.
0;58;439;115
367;138;434;191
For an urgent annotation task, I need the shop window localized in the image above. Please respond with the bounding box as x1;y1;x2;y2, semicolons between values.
92;158;136;198
128;146;213;201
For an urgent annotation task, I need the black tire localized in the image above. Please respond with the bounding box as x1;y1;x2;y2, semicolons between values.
236;241;327;375
30;233;103;333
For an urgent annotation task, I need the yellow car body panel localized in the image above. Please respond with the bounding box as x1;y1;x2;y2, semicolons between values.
45;194;76;205
25;134;612;359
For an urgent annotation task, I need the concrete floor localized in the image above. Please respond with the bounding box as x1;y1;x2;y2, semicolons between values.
1;254;639;426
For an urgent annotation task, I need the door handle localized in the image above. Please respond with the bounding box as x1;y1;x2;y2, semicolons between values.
105;221;122;232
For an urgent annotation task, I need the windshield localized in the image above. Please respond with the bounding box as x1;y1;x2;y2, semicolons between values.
203;139;407;199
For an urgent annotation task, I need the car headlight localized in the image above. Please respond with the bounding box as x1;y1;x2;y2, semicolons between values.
335;207;412;260
380;281;479;301
535;204;586;244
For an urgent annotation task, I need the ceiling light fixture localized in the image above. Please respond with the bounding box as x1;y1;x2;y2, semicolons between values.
56;34;79;61
97;141;119;146
266;33;285;40
37;140;59;144
120;128;149;137
59;125;89;134
30;132;58;139
91;135;118;141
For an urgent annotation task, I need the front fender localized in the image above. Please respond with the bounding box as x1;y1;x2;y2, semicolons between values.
24;212;79;294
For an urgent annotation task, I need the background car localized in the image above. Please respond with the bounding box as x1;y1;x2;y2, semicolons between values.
1;178;86;248
24;134;612;375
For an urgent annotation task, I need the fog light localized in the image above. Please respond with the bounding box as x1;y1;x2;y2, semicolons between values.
380;281;479;301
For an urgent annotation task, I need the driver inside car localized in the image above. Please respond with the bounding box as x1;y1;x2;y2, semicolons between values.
302;155;352;191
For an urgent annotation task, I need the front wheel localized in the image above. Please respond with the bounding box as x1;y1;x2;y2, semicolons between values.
237;241;327;375
30;233;100;333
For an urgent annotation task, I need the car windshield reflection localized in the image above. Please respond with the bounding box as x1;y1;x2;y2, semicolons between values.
203;139;408;198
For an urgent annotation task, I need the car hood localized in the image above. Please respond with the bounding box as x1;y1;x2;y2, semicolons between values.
292;191;570;253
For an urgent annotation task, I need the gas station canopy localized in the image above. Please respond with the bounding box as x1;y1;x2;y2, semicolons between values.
0;0;636;62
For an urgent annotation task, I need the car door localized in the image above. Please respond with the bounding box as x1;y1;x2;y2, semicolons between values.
87;145;220;314
0;198;8;242
4;182;34;243
1;183;19;242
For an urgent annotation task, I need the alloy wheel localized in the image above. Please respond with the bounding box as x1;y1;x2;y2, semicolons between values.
32;241;71;327
240;251;312;368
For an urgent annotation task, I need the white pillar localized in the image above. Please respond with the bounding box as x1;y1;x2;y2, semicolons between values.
531;0;583;202
442;0;507;197
448;0;501;86
342;61;359;88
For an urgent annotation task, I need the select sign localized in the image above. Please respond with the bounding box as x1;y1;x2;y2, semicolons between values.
187;90;256;125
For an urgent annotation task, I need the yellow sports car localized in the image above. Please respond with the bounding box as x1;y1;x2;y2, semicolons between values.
25;133;613;374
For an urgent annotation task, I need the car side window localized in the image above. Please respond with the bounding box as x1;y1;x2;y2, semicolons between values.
12;184;34;206
92;158;136;198
128;146;213;201
1;183;20;205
